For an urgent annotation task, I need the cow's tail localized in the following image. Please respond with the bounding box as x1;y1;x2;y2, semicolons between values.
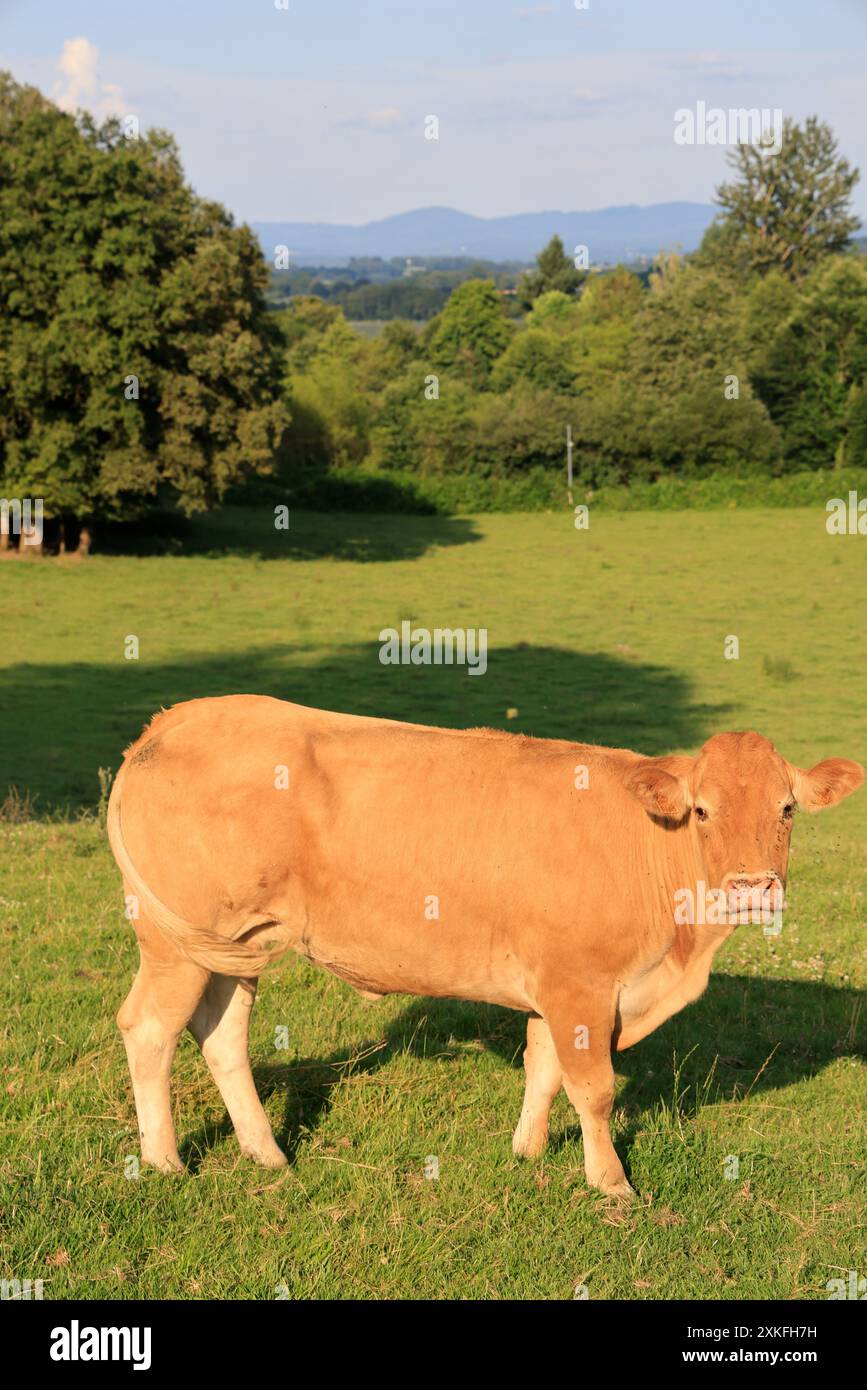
107;756;289;978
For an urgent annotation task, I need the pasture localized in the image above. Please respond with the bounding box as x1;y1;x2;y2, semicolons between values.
1;504;865;1300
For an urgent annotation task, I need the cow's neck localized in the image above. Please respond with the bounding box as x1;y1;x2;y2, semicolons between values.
614;814;734;1050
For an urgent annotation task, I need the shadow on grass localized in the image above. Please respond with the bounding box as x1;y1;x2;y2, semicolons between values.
178;974;863;1173
378;972;865;1117
0;642;730;814
96;504;473;562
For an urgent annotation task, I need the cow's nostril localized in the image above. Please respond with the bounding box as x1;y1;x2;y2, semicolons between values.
724;874;780;892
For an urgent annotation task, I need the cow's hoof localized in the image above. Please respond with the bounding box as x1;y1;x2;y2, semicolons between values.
596;1178;636;1202
243;1143;289;1169
512;1130;548;1159
144;1153;185;1175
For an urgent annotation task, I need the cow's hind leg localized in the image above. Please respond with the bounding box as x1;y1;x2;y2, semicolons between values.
544;991;634;1200
188;975;287;1169
512;1014;563;1157
117;941;209;1173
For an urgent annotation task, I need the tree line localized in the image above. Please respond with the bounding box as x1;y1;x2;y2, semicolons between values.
279;116;866;500
1;72;864;549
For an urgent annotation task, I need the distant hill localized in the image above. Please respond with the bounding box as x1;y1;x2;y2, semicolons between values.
252;202;718;267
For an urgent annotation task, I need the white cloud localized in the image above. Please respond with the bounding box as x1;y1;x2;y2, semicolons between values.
54;37;124;119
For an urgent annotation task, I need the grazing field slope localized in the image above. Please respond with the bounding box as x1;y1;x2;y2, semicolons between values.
0;505;865;1300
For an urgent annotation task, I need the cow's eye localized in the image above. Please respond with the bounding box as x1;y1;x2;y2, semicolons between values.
782;802;795;820
695;806;708;823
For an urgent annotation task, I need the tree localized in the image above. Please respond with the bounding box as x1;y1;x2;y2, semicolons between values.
628;260;748;394
363;319;420;391
369;370;474;474
471;387;577;475
710;116;860;282
517;235;586;309
577;267;644;323
283;312;372;470
523;290;581;332
614;255;784;479
490;330;576;393
737;269;799;378
279;295;343;371
643;381;782;477
570;317;635;398
567;268;643;398
753;256;867;469
845;385;867;466
0;73;289;547
423;280;512;385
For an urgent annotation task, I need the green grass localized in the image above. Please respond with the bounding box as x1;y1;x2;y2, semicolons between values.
1;504;865;1300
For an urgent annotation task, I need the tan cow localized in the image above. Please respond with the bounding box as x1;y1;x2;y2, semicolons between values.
107;696;862;1197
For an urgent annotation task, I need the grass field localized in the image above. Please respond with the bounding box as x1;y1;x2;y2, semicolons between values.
1;504;865;1300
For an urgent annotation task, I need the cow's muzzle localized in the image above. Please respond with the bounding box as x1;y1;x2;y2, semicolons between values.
721;873;786;924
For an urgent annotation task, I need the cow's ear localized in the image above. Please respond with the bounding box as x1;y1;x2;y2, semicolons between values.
624;758;692;822
788;758;864;811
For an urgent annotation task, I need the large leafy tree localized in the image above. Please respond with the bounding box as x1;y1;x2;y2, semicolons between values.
0;73;289;547
624;256;782;476
369;369;474;474
709;116;860;282
753;256;867;469
423;280;512;386
284;315;372;470
489;329;576;393
629;258;748;393
517;234;586;309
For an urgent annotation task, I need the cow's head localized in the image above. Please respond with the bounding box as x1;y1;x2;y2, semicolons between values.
625;732;863;925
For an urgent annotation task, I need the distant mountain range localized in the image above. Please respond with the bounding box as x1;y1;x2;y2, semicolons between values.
251;202;718;266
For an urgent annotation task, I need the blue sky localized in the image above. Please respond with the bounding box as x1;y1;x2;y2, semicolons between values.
3;0;866;224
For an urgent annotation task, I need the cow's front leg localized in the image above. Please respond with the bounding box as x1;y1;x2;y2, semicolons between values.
512;1014;563;1157
543;990;634;1200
